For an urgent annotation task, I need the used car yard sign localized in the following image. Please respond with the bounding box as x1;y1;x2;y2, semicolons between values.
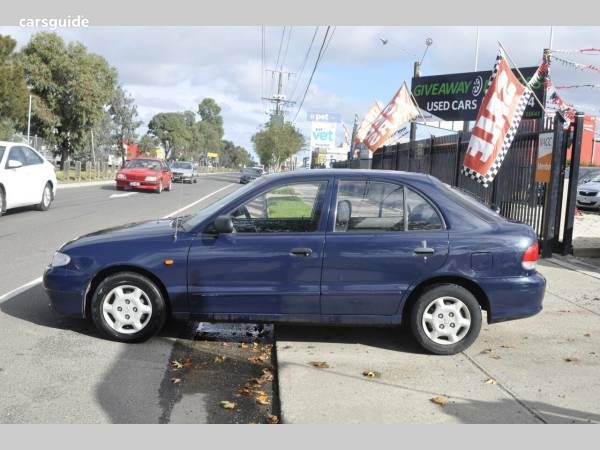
411;66;544;121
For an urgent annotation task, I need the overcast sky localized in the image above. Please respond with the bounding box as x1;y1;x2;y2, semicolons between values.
2;26;600;155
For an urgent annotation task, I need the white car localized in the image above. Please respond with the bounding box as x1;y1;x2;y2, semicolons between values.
0;141;57;216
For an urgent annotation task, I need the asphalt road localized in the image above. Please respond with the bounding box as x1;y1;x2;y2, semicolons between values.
0;173;272;423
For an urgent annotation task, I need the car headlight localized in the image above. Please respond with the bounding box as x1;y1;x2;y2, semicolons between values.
145;176;157;182
117;173;126;180
51;252;71;267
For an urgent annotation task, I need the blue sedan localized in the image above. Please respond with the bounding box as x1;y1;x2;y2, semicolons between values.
43;170;545;354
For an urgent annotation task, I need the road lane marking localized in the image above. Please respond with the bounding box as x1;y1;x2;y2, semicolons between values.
162;184;236;218
110;192;139;198
0;276;43;304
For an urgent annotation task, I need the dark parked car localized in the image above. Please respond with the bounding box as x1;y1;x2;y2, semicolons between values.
240;166;263;184
43;170;544;354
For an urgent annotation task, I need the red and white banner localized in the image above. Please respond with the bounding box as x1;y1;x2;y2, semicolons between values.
364;82;419;151
354;101;383;145
463;50;541;186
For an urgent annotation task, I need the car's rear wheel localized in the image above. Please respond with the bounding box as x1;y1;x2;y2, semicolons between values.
410;284;482;355
36;182;53;211
91;272;167;342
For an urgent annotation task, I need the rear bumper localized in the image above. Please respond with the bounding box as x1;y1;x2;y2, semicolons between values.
43;265;89;318
479;272;546;323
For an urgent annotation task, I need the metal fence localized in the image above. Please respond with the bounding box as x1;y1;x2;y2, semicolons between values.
335;115;585;256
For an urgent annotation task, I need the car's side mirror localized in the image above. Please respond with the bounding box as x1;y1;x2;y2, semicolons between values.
214;215;234;233
7;160;23;169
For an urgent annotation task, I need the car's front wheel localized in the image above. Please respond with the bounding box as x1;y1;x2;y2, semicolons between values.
90;272;167;342
410;284;482;355
36;182;53;211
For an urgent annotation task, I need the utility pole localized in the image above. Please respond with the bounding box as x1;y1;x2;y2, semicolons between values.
409;61;421;143
262;69;295;125
27;94;32;145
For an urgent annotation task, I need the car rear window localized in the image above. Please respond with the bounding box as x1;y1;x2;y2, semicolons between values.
439;182;502;223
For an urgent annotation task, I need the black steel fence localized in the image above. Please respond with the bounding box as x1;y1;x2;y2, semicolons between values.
335;115;585;256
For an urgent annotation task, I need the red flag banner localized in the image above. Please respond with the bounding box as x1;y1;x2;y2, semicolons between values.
463;50;535;186
354;101;383;145
364;82;419;151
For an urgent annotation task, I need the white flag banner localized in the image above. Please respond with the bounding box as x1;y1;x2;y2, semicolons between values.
354;101;383;145
364;82;419;151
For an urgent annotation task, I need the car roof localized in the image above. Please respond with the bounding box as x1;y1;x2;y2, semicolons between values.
263;169;436;185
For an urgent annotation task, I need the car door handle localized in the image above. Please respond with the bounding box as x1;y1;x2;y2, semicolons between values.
290;247;313;257
414;247;435;255
414;240;435;255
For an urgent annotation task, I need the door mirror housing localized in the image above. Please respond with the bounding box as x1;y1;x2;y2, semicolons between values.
7;159;23;169
214;215;234;234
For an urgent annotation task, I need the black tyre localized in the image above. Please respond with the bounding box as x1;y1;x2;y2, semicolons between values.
36;182;53;211
165;179;173;191
155;180;163;194
90;272;167;342
409;284;482;355
0;186;5;216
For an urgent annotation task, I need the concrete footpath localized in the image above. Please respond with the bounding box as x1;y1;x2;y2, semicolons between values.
275;260;600;424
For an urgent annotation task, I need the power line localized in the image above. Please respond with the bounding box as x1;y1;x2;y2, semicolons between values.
279;26;293;72
289;26;319;102
260;26;266;109
292;26;333;123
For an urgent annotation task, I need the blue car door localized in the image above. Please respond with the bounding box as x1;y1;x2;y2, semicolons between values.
187;179;331;316
320;177;449;317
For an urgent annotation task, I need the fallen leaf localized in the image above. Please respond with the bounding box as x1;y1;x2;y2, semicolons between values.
564;357;578;362
362;370;380;378
430;396;449;406
310;361;329;369
170;360;183;370
171;377;182;384
500;345;513;349
484;378;498;385
214;355;225;364
181;358;193;367
584;333;591;337
267;415;279;424
255;395;270;406
239;342;249;349
220;400;236;410
480;348;493;354
237;387;254;397
490;355;502;360
282;345;292;350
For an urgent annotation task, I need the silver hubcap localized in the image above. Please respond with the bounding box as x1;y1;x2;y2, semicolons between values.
102;285;153;334
422;296;471;345
43;186;51;207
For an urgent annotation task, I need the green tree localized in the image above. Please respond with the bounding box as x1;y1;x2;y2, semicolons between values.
20;32;117;163
220;140;255;168
109;85;142;165
138;134;159;156
0;35;29;139
252;121;304;171
147;112;192;158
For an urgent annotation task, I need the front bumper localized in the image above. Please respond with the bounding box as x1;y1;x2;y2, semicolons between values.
576;194;600;208
479;272;546;323
43;265;90;318
115;180;160;191
173;173;193;182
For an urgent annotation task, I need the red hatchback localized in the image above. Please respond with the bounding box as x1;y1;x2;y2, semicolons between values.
116;158;173;193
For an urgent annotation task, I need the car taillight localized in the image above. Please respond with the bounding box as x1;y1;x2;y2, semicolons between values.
522;241;539;271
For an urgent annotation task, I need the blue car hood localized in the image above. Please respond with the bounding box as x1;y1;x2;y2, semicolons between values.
62;219;175;250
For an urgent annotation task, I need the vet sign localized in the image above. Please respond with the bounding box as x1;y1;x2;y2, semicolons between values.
310;122;337;150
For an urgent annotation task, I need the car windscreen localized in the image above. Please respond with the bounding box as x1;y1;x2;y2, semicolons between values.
180;177;268;231
172;162;192;169
125;159;161;171
0;146;5;163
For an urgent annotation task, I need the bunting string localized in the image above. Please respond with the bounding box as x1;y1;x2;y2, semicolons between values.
551;48;600;55
555;84;600;90
550;55;600;75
